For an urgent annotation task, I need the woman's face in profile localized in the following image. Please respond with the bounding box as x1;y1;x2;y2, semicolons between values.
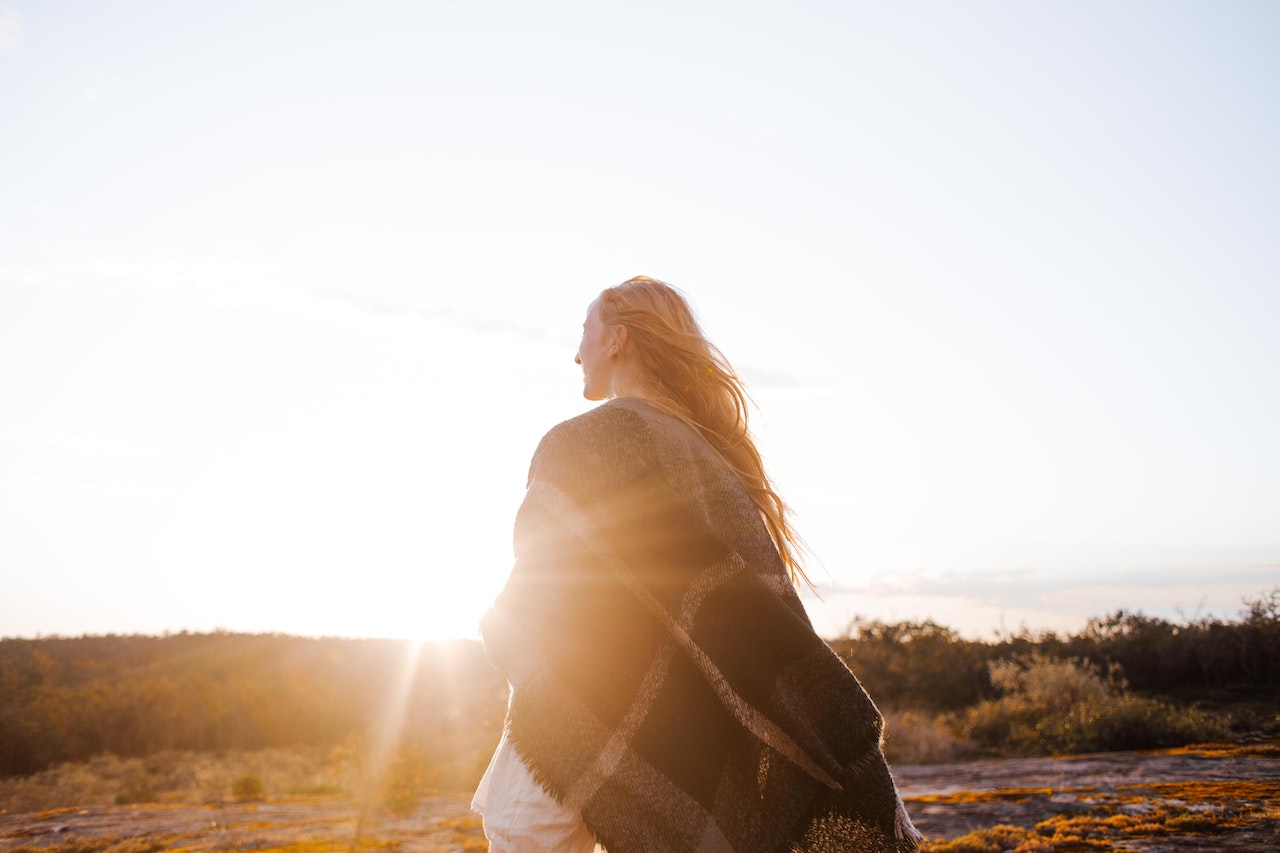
575;298;616;400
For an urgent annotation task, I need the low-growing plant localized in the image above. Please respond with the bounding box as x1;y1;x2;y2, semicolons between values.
921;823;1044;852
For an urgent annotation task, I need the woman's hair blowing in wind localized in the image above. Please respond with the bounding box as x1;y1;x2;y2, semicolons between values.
598;276;812;589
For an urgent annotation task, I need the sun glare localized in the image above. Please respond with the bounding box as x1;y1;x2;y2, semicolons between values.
377;525;511;645
401;584;491;644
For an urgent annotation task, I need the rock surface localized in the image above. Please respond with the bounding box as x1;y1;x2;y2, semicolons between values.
896;746;1280;850
2;747;1277;852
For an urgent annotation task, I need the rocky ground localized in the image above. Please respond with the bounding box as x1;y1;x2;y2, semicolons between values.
2;744;1277;852
896;743;1280;850
0;795;486;852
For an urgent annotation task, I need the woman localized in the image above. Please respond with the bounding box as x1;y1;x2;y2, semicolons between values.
473;277;920;852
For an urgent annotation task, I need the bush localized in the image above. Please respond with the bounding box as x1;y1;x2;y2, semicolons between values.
989;655;1115;706
113;785;157;804
882;710;976;764
956;655;1228;755
231;774;265;802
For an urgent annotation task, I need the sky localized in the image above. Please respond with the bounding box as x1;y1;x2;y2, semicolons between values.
2;0;1277;642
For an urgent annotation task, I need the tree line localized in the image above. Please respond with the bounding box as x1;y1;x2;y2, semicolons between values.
2;588;1276;779
830;587;1280;712
0;632;507;780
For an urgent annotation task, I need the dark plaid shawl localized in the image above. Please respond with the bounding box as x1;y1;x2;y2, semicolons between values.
482;398;921;853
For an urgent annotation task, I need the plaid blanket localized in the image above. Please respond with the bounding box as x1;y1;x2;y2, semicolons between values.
482;398;920;852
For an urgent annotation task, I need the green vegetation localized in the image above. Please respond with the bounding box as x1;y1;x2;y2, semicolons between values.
954;655;1228;754
832;587;1280;713
847;588;1279;763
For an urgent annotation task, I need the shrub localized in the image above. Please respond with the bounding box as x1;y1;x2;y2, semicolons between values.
882;710;976;764
231;774;265;801
113;785;157;804
989;655;1115;706
956;655;1228;755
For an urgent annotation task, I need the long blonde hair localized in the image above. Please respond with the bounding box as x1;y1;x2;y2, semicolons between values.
598;276;812;590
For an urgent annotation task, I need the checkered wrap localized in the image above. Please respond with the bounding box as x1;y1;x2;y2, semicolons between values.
482;398;920;852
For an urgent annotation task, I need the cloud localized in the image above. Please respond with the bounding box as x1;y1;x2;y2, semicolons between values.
63;253;268;289
812;558;1280;602
801;558;1280;639
0;9;21;53
739;365;812;391
8;245;574;353
308;287;569;347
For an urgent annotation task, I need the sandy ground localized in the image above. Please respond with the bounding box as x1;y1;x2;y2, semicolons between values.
2;746;1278;851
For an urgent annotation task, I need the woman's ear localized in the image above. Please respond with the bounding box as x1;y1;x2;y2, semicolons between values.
611;325;629;357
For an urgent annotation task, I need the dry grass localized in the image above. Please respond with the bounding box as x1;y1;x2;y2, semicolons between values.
0;742;467;818
883;710;978;764
0;748;352;815
434;816;486;852
6;839;171;853
1159;741;1280;759
4;839;404;853
0;804;470;853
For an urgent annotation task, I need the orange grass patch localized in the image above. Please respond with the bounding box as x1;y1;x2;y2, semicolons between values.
921;777;1280;851
213;840;399;853
921;823;1113;853
1037;800;1265;840
1155;740;1280;759
7;833;402;853
33;807;82;820
1116;779;1280;804
9;837;181;853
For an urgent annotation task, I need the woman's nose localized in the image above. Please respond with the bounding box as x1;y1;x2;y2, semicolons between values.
574;353;582;365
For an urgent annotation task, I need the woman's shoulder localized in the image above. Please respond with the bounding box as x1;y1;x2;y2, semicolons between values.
528;399;680;488
535;394;670;445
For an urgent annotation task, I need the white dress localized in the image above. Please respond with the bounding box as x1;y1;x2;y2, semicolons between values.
471;730;601;853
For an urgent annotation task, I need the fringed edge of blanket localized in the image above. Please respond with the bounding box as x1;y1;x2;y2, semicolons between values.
892;780;922;847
